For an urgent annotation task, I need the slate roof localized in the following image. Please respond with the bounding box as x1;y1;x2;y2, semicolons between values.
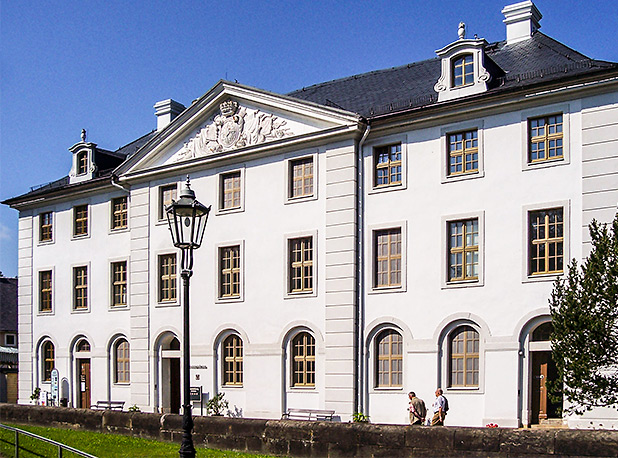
287;33;617;118
0;277;17;333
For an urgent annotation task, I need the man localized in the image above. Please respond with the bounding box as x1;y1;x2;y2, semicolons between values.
408;391;427;425
431;388;447;426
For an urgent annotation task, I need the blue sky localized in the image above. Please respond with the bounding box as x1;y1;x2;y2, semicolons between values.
1;0;617;277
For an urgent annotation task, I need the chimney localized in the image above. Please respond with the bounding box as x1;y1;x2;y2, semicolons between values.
502;1;542;45
154;99;186;131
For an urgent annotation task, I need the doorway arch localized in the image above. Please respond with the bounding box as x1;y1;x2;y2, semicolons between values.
155;332;181;414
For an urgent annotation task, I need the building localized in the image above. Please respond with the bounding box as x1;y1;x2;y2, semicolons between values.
0;276;18;403
3;1;618;428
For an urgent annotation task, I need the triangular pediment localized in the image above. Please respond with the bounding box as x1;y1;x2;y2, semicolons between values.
118;81;360;177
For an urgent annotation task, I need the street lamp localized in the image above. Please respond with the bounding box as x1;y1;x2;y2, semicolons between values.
166;176;211;458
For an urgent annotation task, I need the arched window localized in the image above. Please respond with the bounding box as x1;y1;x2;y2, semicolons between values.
222;335;243;386
42;341;55;382
449;326;479;387
76;339;90;352
77;151;88;175
531;322;553;342
452;54;474;87
291;332;315;387
114;339;130;383
375;330;403;387
169;337;180;350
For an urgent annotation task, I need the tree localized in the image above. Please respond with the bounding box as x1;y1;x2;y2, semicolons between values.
548;214;618;414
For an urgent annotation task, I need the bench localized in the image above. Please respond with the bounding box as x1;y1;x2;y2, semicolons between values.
91;400;125;411
281;408;335;421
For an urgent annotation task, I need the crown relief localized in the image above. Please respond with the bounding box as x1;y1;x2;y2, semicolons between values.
175;100;293;162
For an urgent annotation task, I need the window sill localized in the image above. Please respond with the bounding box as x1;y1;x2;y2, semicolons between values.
71;308;90;314
369;285;405;295
215;296;244;304
284;290;317;300
442;279;483;289
523;157;568;172
37;240;55;246
37;310;54;316
156;301;179;308
441;170;484;184
216;207;244;216
445;386;480;392
522;272;563;284
222;384;244;389
109;305;129;311
288;386;316;391
110;227;130;234
369;183;405;195
113;382;131;386
71;234;90;240
285;194;318;205
371;386;404;393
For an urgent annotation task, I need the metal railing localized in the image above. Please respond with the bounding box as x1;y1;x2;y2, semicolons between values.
0;423;98;458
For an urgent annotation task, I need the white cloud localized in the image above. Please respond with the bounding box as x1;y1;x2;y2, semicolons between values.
0;222;11;241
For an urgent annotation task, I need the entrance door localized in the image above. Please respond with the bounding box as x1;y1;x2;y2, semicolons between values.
78;359;91;409
531;351;561;424
170;358;181;414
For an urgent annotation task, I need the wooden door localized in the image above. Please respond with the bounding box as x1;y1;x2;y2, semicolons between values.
170;358;181;414
78;359;91;409
531;352;548;423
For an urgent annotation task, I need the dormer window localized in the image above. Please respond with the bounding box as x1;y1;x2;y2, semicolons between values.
77;151;88;175
452;54;474;87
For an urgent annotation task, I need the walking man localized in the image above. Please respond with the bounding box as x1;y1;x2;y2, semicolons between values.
431;388;447;426
408;392;426;425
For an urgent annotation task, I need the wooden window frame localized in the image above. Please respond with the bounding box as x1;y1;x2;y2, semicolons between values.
291;332;316;388
158;254;177;303
39;270;53;313
528;114;564;163
73;266;88;310
159;184;177;221
448;129;478;176
111;196;128;230
452;54;474;87
374;228;402;288
374;144;402;188
219;245;241;299
375;330;403;388
222;334;243;386
39;212;53;242
73;205;88;237
448;218;479;282
42;341;55;382
289;237;313;294
77;151;88;175
528;208;564;276
114;339;130;384
111;261;127;307
289;157;314;199
220;171;242;211
449;326;480;388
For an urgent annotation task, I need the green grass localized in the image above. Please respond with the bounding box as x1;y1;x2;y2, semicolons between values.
0;423;283;458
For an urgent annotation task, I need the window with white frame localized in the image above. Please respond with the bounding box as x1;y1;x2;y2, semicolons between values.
452;54;474;87
449;326;479;388
447;129;478;176
111;261;127;307
375;329;403;388
288;236;313;294
374;144;402;188
220;171;242;210
158;254;177;302
219;245;241;299
528;114;563;163
374;228;401;288
291;332;315;387
39;212;53;242
111;196;128;230
73;205;88;237
289;156;314;199
222;334;243;386
73;266;88;310
114;338;130;383
448;218;479;282
42;340;55;382
159;184;177;220
528;208;564;276
39;270;53;312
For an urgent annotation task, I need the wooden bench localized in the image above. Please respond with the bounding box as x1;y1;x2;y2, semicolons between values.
281;408;335;421
91;400;125;411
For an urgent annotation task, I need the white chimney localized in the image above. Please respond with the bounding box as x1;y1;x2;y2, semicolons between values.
502;1;542;45
154;99;186;131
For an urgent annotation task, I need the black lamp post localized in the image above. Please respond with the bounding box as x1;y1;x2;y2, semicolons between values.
166;176;211;458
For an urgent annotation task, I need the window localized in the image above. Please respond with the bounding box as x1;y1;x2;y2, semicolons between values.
376;330;403;388
158;254;177;302
77;151;88;175
114;339;130;383
291;332;315;387
289;237;313;293
449;326;479;387
73;205;88;237
221;171;242;210
374;144;402;187
223;335;243;386
448;130;478;175
448;219;479;282
42;341;55;382
76;339;90;352
39;212;53;242
73;266;88;310
111;197;128;230
452;54;474;87
111;261;127;307
219;246;240;298
159;184;177;220
529;114;563;163
529;208;564;275
374;228;401;288
39;270;52;312
290;157;314;198
5;334;16;347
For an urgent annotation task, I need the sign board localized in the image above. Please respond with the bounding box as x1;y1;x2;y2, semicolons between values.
51;368;59;404
189;386;202;402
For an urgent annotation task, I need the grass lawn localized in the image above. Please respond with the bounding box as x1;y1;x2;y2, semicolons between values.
0;423;285;458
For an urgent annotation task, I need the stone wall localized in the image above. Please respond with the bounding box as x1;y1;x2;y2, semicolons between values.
1;404;617;457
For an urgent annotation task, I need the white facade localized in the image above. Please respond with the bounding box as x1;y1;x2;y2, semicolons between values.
6;2;618;429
